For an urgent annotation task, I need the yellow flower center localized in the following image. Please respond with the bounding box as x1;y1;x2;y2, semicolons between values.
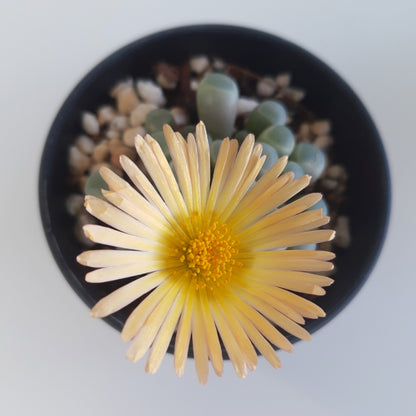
178;219;240;291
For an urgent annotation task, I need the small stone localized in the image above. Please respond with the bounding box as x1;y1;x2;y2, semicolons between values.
110;79;134;97
90;162;112;173
190;55;210;74
257;77;276;97
82;112;99;136
107;137;123;154
212;58;226;71
314;135;333;149
155;62;179;90
69;146;90;174
190;78;199;91
334;216;351;248
237;97;259;115
297;123;310;139
110;115;129;132
75;212;96;247
280;87;305;102
130;103;157;127
311;120;331;136
321;178;338;190
75;135;95;155
170;107;189;127
77;175;88;191
115;86;140;115
65;194;84;216
275;73;291;88
105;129;120;141
111;147;136;170
136;79;166;106
123;126;146;147
97;105;116;126
92;140;109;163
327;164;347;181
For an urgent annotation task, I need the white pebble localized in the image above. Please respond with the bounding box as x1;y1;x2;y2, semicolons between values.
283;87;305;102
314;135;333;149
334;216;351;248
257;77;276;97
110;115;129;132
327;164;347;180
156;73;177;90
82;112;99;136
129;103;157;127
190;78;199;91
115;86;140;115
92;141;109;163
66;194;84;216
97;105;116;126
107;137;123;154
322;178;338;190
237;97;259;115
212;58;226;71
123;126;146;147
75;135;95;155
275;73;291;88
190;55;210;74
110;79;134;97
75;213;96;247
170;107;189;126
311;120;331;136
136;79;166;106
106;129;120;140
69;146;90;174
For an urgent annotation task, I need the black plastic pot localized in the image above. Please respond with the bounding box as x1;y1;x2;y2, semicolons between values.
39;24;390;353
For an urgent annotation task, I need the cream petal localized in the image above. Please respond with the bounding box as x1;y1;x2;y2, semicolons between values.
90;271;168;318
174;289;195;377
85;261;164;283
195;122;210;210
78;250;160;268
225;289;293;352
233;308;282;369
126;279;185;363
84;196;158;240
214;134;254;215
253;229;336;251
236;193;323;238
186;133;202;213
216;296;258;371
146;283;189;374
192;299;210;385
210;300;247;379
121;276;180;342
199;291;223;377
163;125;193;210
82;224;160;251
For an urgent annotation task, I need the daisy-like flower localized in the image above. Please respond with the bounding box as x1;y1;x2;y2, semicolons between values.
77;121;335;384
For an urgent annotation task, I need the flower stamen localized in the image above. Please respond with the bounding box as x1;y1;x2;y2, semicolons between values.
178;217;240;291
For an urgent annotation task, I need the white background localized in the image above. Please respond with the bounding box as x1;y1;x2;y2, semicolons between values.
1;1;415;415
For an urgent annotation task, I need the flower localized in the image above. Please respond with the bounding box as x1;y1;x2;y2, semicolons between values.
77;121;335;384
